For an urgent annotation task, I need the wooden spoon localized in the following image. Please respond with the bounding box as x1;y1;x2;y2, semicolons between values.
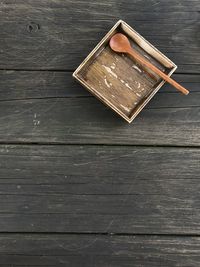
109;33;189;95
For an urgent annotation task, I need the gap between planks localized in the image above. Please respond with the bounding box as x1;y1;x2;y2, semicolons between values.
0;142;200;149
1;232;200;237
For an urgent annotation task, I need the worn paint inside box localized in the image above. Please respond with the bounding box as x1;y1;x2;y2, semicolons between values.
73;20;177;123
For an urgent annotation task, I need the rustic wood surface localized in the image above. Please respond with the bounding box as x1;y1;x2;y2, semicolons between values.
0;0;200;266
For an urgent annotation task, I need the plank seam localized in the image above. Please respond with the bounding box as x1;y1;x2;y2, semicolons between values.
0;232;199;237
0;142;199;149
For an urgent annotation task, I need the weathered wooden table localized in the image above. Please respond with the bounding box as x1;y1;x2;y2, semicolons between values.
0;1;200;266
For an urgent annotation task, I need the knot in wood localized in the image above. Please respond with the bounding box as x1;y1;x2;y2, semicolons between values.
27;22;40;33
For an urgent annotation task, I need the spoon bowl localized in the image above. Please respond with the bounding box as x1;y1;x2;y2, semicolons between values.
109;33;131;53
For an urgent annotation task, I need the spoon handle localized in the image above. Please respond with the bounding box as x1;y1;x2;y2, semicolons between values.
127;48;189;95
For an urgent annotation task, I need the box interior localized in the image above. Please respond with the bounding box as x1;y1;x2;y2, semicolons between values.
75;22;176;121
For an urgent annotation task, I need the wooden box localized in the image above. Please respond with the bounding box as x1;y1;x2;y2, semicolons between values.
73;20;177;123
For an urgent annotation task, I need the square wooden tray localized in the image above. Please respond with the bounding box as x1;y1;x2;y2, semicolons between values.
73;20;177;123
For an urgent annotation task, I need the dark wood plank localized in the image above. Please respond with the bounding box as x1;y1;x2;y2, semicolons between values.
0;145;199;234
0;0;199;72
0;71;199;146
0;71;199;101
0;97;199;145
0;234;200;266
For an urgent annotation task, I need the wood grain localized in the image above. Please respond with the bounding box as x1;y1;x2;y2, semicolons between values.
0;71;198;101
0;72;198;146
0;0;199;265
0;145;199;234
0;234;200;266
0;0;199;72
0;97;199;145
79;45;160;118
